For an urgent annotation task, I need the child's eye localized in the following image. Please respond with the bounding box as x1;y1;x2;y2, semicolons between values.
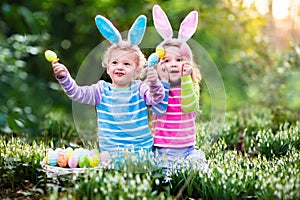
124;62;131;66
176;58;182;62
164;59;170;63
112;61;118;65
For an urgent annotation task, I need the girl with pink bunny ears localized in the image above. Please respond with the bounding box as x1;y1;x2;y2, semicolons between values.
151;5;207;170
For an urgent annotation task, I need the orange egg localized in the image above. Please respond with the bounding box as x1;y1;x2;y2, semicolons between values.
57;153;68;168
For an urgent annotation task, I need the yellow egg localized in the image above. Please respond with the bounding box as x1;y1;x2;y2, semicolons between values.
45;151;50;164
66;149;74;159
44;50;59;62
156;46;165;59
89;154;100;167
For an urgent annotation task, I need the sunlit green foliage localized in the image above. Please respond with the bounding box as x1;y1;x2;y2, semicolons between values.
0;0;300;198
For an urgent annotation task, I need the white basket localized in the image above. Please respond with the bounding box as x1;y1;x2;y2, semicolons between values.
40;159;108;178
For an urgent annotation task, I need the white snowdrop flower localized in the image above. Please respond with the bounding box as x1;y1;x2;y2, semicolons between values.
231;179;235;184
218;180;221;185
136;174;141;184
238;181;243;186
226;169;231;176
199;172;203;178
247;171;253;177
72;175;77;181
75;184;79;190
274;191;281;199
129;173;133;178
166;169;172;177
217;167;224;174
128;194;135;199
94;188;98;193
155;179;160;185
130;180;136;186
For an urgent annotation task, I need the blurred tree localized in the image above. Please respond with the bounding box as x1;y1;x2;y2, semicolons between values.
1;0;299;138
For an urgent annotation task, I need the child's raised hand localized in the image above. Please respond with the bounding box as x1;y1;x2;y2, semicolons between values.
52;62;68;78
156;64;169;83
146;67;159;85
182;63;192;76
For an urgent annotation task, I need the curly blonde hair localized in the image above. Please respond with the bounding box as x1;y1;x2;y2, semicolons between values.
102;41;146;69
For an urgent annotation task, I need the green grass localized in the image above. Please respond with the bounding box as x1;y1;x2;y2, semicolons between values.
1;108;300;199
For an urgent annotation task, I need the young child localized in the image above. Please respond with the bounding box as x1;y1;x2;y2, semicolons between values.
151;5;206;169
51;15;165;158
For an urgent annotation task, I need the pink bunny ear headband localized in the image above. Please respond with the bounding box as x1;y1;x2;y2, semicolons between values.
152;5;198;59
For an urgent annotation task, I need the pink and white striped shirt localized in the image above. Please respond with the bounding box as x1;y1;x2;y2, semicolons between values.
152;76;199;148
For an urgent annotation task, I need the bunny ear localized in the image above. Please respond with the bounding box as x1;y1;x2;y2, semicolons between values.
128;15;147;45
95;15;122;44
178;11;198;42
152;5;173;39
180;43;192;58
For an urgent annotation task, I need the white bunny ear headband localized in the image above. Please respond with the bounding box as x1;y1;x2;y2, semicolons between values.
95;14;147;46
152;4;198;58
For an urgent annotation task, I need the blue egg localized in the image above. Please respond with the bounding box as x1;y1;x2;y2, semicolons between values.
48;151;58;166
148;53;159;67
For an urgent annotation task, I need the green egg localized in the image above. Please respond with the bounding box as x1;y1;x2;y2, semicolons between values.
44;50;59;62
78;155;90;168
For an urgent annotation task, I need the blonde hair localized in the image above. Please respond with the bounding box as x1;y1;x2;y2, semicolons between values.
160;40;201;83
102;41;146;69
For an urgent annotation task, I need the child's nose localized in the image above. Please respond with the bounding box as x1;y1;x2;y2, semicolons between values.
116;64;124;70
171;60;178;67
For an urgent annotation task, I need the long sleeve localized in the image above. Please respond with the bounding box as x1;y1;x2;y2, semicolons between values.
151;81;170;115
56;73;102;106
139;79;165;106
181;75;199;113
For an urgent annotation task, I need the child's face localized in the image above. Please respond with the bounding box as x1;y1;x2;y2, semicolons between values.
107;49;140;88
160;46;183;86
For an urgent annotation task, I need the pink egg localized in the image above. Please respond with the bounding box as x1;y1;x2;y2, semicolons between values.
100;151;110;162
68;155;78;168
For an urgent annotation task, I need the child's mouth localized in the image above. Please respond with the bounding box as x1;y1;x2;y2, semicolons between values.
115;71;125;76
170;70;179;73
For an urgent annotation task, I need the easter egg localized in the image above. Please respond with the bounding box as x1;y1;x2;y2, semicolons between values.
48;151;58;166
148;53;159;67
77;149;87;159
65;147;74;159
55;147;63;153
89;154;100;167
156;46;165;59
100;151;110;162
68;155;78;168
57;153;68;168
78;155;90;168
45;149;53;164
44;50;59;62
